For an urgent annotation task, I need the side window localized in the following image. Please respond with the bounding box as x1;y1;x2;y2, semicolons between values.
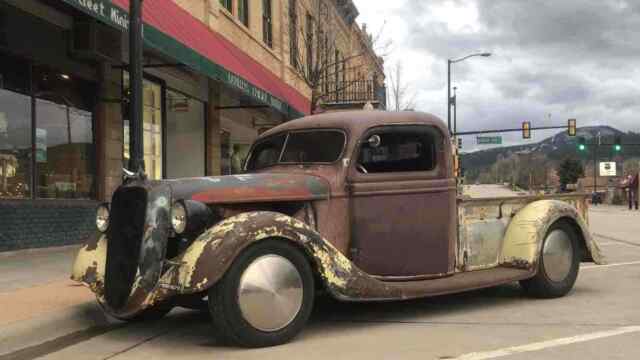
357;127;439;173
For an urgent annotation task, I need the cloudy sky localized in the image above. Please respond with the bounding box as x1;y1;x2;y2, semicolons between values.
352;0;640;150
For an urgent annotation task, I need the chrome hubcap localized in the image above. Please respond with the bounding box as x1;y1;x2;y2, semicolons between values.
542;229;573;282
237;255;303;332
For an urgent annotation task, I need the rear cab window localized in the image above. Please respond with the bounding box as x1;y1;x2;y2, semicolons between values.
356;125;442;174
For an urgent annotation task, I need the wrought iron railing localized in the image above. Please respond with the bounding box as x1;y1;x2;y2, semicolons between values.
323;80;386;109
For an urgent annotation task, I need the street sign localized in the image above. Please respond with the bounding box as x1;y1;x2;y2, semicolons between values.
599;162;616;177
477;136;502;145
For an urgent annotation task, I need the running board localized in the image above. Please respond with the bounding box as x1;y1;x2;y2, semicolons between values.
336;267;533;302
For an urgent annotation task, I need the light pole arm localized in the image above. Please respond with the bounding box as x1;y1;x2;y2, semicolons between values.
451;52;491;64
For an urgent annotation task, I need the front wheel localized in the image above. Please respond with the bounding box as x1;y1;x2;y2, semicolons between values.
520;220;580;298
208;239;315;347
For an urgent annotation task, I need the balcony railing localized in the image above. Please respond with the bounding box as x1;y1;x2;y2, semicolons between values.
323;80;386;109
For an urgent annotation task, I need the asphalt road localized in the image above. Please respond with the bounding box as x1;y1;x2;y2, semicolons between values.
2;205;640;360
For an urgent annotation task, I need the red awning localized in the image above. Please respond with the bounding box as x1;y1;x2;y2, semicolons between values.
111;0;310;115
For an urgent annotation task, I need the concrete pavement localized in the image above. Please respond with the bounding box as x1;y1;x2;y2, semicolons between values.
1;206;640;359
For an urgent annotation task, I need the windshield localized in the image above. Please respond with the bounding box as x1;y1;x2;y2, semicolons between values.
246;130;345;171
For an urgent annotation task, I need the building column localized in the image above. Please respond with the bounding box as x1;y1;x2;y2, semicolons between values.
96;62;124;201
206;80;222;176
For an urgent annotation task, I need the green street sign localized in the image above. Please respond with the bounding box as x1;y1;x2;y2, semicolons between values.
477;136;502;145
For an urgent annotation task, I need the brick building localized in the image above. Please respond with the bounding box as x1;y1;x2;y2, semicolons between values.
0;0;385;251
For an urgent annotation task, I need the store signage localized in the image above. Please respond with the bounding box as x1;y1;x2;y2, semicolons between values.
226;72;285;113
477;136;502;145
599;162;616;177
61;0;129;31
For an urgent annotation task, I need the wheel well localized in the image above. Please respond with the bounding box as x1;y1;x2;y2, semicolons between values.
556;216;591;262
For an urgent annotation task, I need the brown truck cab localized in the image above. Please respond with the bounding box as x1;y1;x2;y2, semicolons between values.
72;111;603;347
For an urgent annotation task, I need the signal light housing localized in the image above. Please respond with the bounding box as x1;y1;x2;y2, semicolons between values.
522;121;531;139
568;119;577;136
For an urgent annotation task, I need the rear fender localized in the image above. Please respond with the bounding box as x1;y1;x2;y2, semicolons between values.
500;200;604;270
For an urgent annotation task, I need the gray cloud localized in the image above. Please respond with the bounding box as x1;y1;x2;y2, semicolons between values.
360;0;640;141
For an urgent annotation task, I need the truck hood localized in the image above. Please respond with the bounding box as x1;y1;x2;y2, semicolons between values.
167;173;331;204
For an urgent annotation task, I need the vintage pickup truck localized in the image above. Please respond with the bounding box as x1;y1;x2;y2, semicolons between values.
72;111;603;347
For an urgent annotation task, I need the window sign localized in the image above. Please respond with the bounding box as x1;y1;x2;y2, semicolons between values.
36;128;47;163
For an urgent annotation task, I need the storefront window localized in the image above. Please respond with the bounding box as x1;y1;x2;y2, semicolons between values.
166;90;205;178
35;99;94;198
33;66;95;199
0;89;31;199
123;73;163;179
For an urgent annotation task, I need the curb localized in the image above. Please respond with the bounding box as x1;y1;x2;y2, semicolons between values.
0;245;81;259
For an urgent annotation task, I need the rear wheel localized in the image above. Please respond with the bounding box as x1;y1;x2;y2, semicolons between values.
208;239;315;347
520;220;580;298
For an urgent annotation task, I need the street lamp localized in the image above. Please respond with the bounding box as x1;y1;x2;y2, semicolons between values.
447;52;491;134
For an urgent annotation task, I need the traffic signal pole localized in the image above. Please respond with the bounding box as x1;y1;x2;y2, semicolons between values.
454;124;568;136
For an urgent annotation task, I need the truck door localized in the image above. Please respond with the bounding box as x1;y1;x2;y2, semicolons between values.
347;125;456;277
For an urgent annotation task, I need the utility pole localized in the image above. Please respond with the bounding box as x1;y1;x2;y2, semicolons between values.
128;0;145;175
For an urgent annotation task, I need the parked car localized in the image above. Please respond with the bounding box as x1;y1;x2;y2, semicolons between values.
72;111;603;347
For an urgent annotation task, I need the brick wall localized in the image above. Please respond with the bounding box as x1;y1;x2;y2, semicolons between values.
0;200;97;252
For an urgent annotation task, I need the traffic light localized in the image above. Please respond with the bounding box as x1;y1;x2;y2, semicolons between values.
614;136;622;152
522;121;531;139
578;137;586;151
568;119;577;136
457;137;462;149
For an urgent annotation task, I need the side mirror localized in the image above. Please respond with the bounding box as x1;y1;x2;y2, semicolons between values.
367;135;381;148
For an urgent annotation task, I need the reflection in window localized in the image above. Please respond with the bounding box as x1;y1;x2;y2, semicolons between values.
166;90;205;178
358;128;438;173
280;131;344;163
123;73;163;180
246;133;286;171
0;89;31;198
35;99;94;199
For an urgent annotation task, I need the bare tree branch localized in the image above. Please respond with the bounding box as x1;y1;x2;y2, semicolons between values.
387;61;416;111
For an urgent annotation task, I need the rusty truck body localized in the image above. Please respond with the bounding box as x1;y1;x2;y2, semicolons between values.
72;111;603;347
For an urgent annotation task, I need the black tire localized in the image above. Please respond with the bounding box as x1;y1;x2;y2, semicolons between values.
208;239;315;348
97;297;173;322
520;220;580;298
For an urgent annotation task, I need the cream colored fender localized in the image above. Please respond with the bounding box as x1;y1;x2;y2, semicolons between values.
500;200;604;270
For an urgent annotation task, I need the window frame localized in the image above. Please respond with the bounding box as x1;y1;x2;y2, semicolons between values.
289;0;298;67
0;53;98;201
238;0;249;27
350;124;445;181
220;0;232;13
262;0;273;48
244;128;348;171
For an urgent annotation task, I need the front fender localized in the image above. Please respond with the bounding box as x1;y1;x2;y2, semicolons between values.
160;211;410;301
500;200;604;270
159;211;351;295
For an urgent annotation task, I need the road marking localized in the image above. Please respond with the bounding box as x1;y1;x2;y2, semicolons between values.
453;326;640;360
582;260;640;270
593;233;640;248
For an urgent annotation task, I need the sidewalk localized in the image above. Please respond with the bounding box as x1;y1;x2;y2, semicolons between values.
0;246;112;357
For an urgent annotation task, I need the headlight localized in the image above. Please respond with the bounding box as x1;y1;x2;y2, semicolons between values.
171;202;187;234
96;204;110;232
